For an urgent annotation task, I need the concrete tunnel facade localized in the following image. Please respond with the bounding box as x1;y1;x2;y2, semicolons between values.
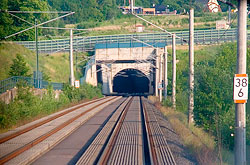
83;42;166;95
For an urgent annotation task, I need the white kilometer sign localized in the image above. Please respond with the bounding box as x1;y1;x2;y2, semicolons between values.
233;74;248;103
75;80;80;88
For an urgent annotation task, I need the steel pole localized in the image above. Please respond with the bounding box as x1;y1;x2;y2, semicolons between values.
188;8;194;124
35;19;39;88
235;0;247;164
155;49;159;97
228;5;231;26
172;33;176;109
109;65;113;94
164;46;168;99
131;0;133;14
159;52;163;102
69;29;75;86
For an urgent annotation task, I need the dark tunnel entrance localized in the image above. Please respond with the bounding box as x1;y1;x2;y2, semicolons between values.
113;69;149;94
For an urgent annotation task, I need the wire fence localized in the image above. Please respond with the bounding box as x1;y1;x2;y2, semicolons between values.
14;28;243;54
0;76;63;94
2;28;244;94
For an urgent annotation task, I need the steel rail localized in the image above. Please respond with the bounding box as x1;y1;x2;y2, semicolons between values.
141;97;158;165
75;97;131;164
0;96;118;164
0;97;108;144
142;98;176;164
76;97;175;164
98;97;134;164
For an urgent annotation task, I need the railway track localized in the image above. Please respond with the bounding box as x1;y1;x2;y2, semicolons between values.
0;96;176;165
76;96;176;165
0;96;121;164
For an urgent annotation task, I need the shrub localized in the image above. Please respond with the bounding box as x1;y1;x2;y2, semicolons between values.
62;83;102;102
163;43;249;161
0;83;103;130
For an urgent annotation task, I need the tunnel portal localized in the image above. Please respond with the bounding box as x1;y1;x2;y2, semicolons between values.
113;69;150;94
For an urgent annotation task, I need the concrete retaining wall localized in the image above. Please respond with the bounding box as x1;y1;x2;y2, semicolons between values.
0;88;62;104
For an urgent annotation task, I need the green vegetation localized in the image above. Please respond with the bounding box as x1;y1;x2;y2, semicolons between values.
0;0;53;40
62;83;103;102
0;42;87;82
0;42;34;80
0;43;101;132
149;96;217;164
9;54;31;77
0;82;103;130
1;0;238;41
0;0;122;40
194;43;250;149
76;12;230;37
162;43;250;163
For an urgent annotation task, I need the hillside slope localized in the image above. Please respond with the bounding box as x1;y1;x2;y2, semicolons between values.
0;42;34;80
0;42;78;83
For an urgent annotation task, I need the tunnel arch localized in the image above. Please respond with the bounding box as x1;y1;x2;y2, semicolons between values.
113;68;150;94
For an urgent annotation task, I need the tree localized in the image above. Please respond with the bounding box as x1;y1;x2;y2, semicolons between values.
0;0;51;41
194;43;239;150
99;0;120;20
9;54;30;77
0;0;14;40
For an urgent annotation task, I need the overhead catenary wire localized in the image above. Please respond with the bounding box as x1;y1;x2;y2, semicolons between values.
132;13;188;43
74;30;90;36
129;36;158;66
37;35;89;56
130;36;155;48
7;12;34;25
84;35;160;75
215;12;238;42
217;0;237;8
39;26;90;31
4;12;75;39
91;53;156;76
37;35;160;69
37;25;93;56
213;0;238;44
2;10;157;79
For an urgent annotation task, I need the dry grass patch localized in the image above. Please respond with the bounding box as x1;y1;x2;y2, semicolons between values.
166;45;209;51
148;96;217;164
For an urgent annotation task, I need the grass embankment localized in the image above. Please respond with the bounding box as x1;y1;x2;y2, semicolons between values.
158;43;249;164
75;12;233;37
0;42;34;81
149;96;217;164
0;42;87;82
39;12;232;39
0;83;103;133
0;42;101;133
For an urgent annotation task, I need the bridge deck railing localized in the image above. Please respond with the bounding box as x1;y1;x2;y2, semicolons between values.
0;76;63;94
14;28;241;53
